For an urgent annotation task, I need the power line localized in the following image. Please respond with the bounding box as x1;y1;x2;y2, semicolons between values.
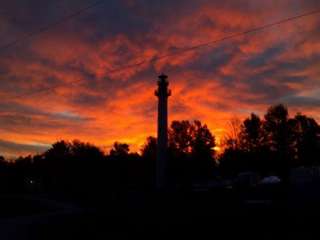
109;8;320;72
6;8;320;100
0;0;106;52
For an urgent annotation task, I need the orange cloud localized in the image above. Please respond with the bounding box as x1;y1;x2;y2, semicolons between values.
1;0;320;157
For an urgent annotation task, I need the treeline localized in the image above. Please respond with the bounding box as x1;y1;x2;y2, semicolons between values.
0;120;215;195
219;104;320;178
0;104;319;195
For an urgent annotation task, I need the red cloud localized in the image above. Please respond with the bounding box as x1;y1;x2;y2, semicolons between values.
1;0;319;156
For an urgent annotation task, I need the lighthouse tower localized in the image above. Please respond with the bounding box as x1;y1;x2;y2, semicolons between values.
155;74;171;189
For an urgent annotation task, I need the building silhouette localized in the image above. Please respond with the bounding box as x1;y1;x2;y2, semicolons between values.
155;74;171;189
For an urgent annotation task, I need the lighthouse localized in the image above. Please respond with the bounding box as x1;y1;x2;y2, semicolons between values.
155;74;171;189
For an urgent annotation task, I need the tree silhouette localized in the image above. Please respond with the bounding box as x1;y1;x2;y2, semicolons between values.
168;120;216;183
169;120;193;153
190;120;216;180
219;148;248;176
35;140;106;195
169;120;215;156
70;140;104;162
0;155;6;172
263;104;292;176
219;104;320;178
109;142;130;159
240;113;264;152
2;106;319;194
264;104;289;149
223;117;242;150
44;140;71;162
220;117;250;176
290;113;320;166
141;136;157;161
140;136;157;188
168;121;193;185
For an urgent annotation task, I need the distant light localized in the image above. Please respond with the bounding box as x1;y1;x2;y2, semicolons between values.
213;146;221;152
30;180;34;184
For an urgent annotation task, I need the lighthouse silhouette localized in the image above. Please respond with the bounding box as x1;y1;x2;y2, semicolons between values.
155;74;171;189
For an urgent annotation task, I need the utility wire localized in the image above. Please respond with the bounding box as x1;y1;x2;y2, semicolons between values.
109;8;320;73
5;8;320;99
0;0;106;52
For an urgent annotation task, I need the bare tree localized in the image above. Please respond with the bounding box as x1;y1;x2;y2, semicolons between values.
222;116;242;150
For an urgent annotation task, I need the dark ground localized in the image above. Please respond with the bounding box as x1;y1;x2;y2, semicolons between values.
1;185;320;240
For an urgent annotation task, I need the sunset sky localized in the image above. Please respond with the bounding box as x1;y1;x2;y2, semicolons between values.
0;0;320;158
